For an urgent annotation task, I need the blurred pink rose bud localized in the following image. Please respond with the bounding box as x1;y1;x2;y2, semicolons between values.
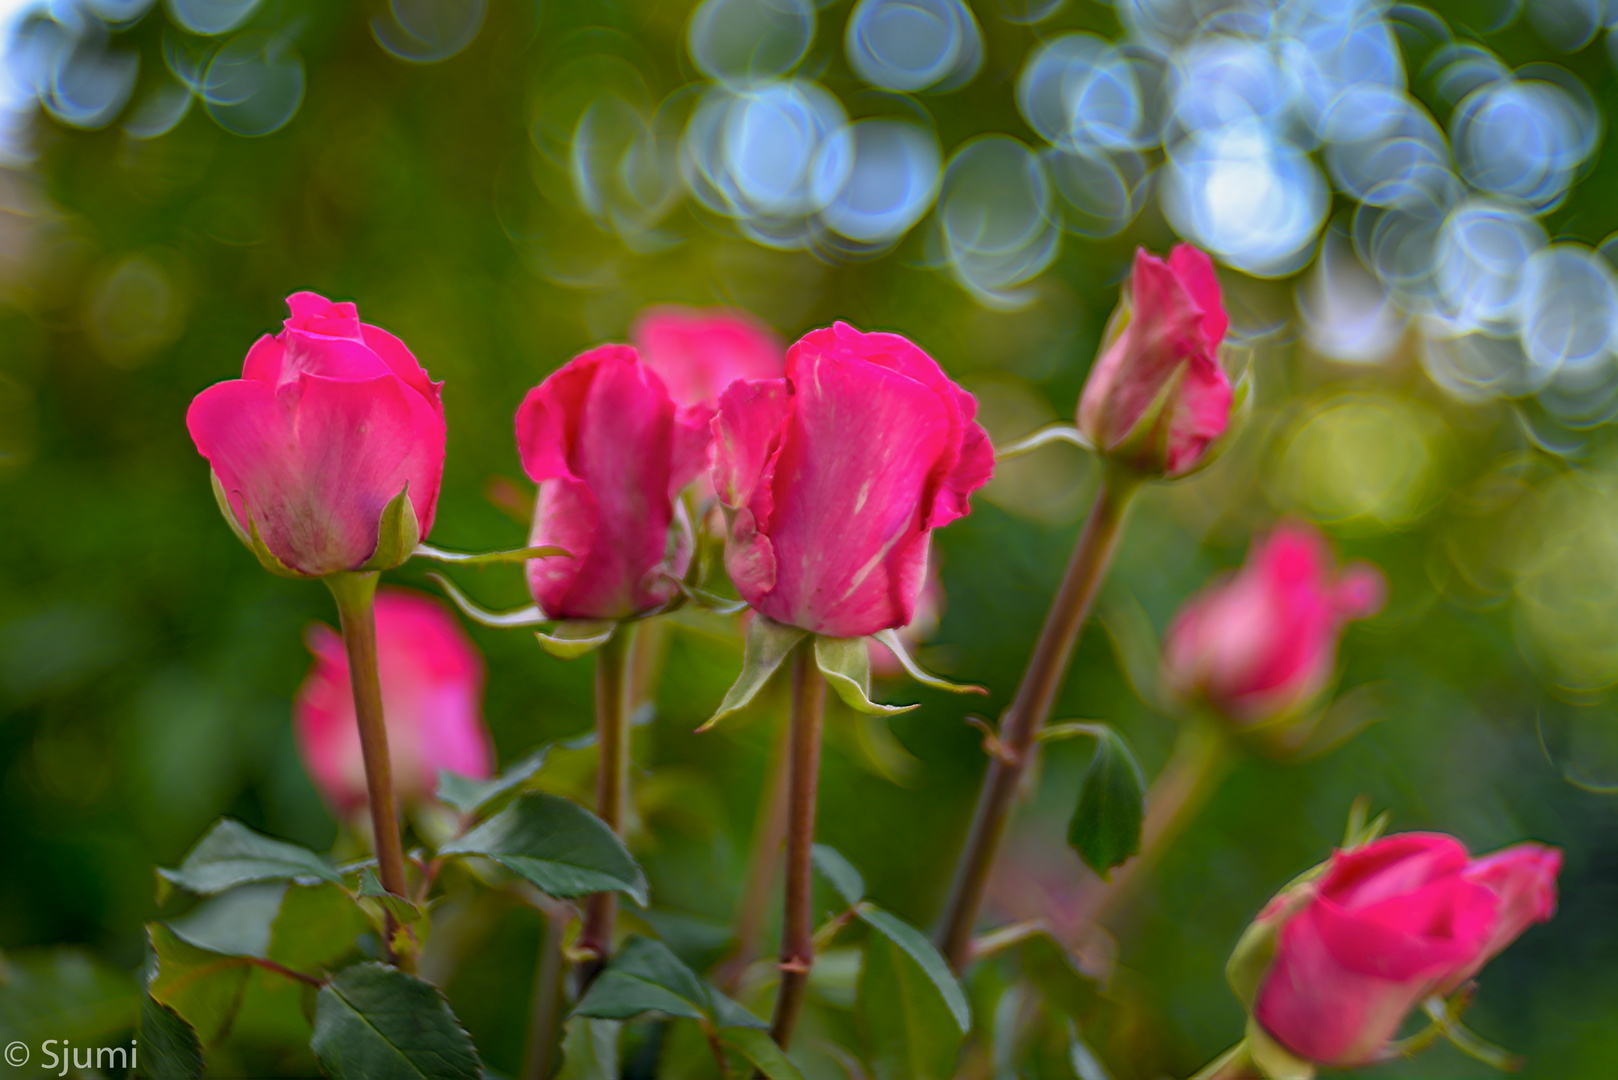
1162;521;1385;726
296;588;493;812
516;344;712;621
870;564;944;677
712;321;993;638
1245;833;1560;1067
631;305;785;408
187;292;446;577
1077;245;1233;478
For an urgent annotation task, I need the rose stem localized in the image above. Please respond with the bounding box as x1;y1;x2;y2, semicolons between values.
935;467;1142;970
326;570;411;968
717;704;793;994
521;902;570;1080
576;622;635;988
768;641;827;1050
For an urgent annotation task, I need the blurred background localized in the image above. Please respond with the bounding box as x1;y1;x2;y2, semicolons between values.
2;0;1618;1076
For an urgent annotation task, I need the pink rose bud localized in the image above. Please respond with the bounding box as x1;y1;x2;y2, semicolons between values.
187;292;446;577
631;304;786;408
516;344;712;621
712;321;994;638
1077;245;1233;478
1249;833;1560;1067
1163;521;1385;725
295;588;493;812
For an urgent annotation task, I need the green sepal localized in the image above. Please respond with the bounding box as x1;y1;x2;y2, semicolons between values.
1107;359;1189;480
209;469;309;579
1066;726;1146;880
536;620;616;659
1247;1017;1315;1080
816;635;920;717
361;483;420;572
1226;884;1316;1011
428;572;551;628
993;423;1094;462
699;615;807;731
438;792;648;905
210;469;253;549
357;867;422;926
870;629;987;695
1421;993;1525;1072
413;541;571;565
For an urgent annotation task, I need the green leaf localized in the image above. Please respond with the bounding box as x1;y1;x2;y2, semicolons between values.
268;883;370;974
700;615;806;730
165;882;287;958
571;936;766;1030
856;908;970;1033
145;923;255;1044
362;483;422;571
1066;727;1146;880
439;793;648;904
413;541;570;565
436;746;550;817
139;993;204;1080
536;620;617;659
158;818;342;897
359;867;423;925
554;1017;619;1080
722;1027;806;1080
815;634;920;717
869;629;987;696
811;844;865;907
1018;931;1098;1021
0;947;138;1047
311;963;481;1080
857;924;966;1080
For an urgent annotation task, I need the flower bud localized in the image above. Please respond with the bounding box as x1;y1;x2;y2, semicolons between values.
712;322;994;638
516;344;712;621
630;304;785;409
295;589;493;812
1077;245;1232;479
1163;521;1384;727
186;293;446;577
1239;832;1560;1068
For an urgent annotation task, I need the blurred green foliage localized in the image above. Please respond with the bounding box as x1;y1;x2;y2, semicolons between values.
2;1;1617;1077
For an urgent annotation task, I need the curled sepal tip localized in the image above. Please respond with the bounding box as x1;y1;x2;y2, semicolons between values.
815;635;920;717
994;423;1093;462
871;629;987;696
535;620;615;659
427;572;550;628
669;578;750;616
699;615;807;731
413;541;571;565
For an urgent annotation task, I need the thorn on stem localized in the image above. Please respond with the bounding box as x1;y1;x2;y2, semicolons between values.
964;715;1021;766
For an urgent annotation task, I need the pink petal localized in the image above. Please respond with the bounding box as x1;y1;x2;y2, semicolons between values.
712;378;794;513
632;305;786;407
285;291;363;340
1168;243;1228;346
361;322;445;419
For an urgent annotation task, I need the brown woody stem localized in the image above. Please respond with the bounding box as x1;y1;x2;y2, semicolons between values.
935;467;1141;970
768;642;826;1050
326;571;411;968
577;623;634;989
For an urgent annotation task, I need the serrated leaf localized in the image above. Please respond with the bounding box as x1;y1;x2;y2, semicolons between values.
857;923;966;1080
439;793;647;904
555;1017;619;1080
311;963;481;1080
701;615;806;730
571;936;765;1030
146;923;255;1044
857;908;970;1033
139;993;204;1080
536;620;616;659
359;867;423;925
158;819;342;896
436;746;550;817
815;635;919;717
811;844;865;907
0;947;139;1047
1066;727;1145;880
268;883;370;974
722;1027;806;1080
1018;931;1098;1021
